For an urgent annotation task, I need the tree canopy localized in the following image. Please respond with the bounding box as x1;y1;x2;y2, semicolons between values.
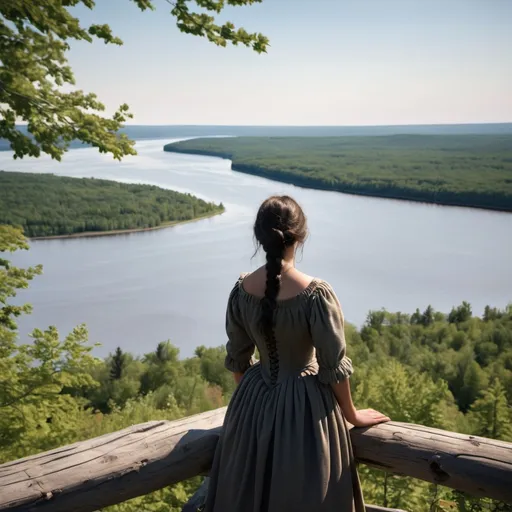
0;0;268;161
166;135;512;211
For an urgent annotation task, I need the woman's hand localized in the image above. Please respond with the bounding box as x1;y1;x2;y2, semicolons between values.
348;408;390;428
330;380;390;428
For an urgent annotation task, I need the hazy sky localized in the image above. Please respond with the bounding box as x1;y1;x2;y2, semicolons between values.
68;0;512;126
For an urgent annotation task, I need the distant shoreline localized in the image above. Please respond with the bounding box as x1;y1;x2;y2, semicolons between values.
3;123;512;152
164;138;512;214
29;210;223;241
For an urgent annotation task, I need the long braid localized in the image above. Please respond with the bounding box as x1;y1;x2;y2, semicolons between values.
253;196;308;387
261;230;285;385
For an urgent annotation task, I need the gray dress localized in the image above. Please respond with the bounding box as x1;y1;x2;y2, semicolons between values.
205;275;365;512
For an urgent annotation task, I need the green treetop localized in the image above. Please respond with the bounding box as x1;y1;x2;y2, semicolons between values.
469;379;512;441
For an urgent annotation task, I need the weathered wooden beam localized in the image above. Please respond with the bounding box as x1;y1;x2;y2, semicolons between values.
0;409;226;512
0;407;510;511
351;422;512;504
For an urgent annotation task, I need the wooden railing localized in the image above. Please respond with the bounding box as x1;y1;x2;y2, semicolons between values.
0;407;511;511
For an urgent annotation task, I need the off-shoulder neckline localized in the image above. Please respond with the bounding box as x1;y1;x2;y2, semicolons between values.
238;273;320;307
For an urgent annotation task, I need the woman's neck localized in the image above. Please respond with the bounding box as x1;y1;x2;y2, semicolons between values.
282;246;296;266
282;254;295;272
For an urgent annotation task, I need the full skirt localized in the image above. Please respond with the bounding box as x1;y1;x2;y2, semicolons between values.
205;364;365;512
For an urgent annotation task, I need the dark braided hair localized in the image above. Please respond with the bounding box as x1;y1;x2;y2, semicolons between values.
254;196;308;384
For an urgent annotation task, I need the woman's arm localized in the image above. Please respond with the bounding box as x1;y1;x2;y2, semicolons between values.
224;279;255;381
331;379;390;427
309;283;389;428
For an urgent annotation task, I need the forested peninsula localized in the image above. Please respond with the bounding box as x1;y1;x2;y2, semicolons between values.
164;135;512;212
0;171;224;238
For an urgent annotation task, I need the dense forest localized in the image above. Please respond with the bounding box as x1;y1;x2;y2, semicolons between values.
1;225;511;511
0;171;224;238
165;135;512;212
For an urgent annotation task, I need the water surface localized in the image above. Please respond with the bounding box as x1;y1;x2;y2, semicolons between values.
2;139;511;357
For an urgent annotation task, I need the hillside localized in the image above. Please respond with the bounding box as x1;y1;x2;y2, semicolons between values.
164;135;512;211
0;171;224;238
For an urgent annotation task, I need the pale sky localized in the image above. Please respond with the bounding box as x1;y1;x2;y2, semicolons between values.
68;0;512;126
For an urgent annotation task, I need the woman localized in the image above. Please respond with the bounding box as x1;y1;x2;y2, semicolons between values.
205;195;390;512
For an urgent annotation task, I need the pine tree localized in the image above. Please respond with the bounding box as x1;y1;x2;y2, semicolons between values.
110;347;126;381
469;379;512;441
421;305;434;326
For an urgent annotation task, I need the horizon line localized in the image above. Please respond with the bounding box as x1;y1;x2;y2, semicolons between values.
120;121;512;128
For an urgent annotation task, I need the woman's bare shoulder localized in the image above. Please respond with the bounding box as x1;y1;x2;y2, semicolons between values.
239;267;318;301
289;269;315;287
239;267;265;297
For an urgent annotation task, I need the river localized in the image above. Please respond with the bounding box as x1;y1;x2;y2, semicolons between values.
2;138;512;357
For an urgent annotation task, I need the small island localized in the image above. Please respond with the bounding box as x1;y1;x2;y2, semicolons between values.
0;171;224;238
164;135;512;212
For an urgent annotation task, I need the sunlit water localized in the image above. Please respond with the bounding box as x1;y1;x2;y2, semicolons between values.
2;139;511;357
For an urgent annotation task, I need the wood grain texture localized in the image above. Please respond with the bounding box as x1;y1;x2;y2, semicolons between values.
0;408;510;511
351;422;512;504
0;409;226;512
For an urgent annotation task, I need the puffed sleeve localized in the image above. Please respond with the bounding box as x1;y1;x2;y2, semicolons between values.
309;281;353;384
224;278;256;373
